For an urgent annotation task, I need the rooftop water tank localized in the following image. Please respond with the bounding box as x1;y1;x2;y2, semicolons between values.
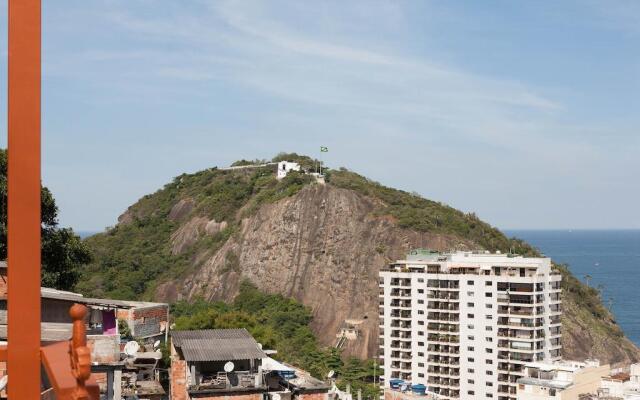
411;384;426;395
389;379;404;390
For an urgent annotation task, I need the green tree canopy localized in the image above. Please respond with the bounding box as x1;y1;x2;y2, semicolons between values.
0;149;91;290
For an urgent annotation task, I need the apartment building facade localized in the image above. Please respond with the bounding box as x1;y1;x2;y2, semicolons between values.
379;250;562;400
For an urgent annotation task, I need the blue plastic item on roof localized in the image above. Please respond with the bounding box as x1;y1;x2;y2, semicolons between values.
389;379;404;389
411;384;426;395
277;370;296;380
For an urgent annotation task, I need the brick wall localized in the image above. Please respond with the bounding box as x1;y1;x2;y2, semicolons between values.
297;392;329;400
192;393;264;400
171;359;188;400
118;304;168;339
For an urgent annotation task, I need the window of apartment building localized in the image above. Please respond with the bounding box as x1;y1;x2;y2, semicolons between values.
486;382;493;387
418;373;424;378
468;324;474;329
468;357;474;362
467;280;474;285
468;368;474;373
418;289;424;294
485;281;492;286
468;291;474;296
550;389;556;396
418;331;424;336
418;310;424;315
468;379;475;384
418;299;424;304
418;342;424;346
418;363;424;367
486;359;493;364
418;321;424;325
485;304;492;309
486;337;493;342
485;326;493;331
467;346;474;351
418;352;424;356
468;335;474;341
486;371;493;375
468;391;475;396
485;292;493;297
467;302;474;307
486;315;492;320
468;313;474;318
417;278;424;283
486;348;493;354
486;394;493;398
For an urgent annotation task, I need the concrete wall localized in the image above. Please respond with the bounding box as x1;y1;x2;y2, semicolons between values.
87;334;120;363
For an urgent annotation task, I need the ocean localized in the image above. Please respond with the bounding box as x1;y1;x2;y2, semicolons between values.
505;229;640;346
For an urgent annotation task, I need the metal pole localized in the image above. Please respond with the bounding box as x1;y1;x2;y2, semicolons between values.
7;0;41;398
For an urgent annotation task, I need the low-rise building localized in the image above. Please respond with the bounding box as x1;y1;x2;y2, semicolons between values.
276;161;301;179
170;328;330;400
595;364;640;399
516;360;610;399
0;262;169;400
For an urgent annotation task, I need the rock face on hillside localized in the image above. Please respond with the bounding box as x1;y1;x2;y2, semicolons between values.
156;184;473;358
153;183;640;365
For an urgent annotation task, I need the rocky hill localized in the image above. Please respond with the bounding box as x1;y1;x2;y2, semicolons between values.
79;154;640;365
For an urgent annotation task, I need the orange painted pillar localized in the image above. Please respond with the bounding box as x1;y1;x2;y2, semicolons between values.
7;0;42;398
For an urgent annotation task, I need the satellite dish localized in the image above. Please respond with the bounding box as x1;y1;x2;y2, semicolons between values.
272;394;281;400
224;361;235;372
327;370;335;379
0;375;7;391
124;341;140;357
153;340;161;349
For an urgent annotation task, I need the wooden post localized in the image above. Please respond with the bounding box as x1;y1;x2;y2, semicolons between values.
7;0;42;399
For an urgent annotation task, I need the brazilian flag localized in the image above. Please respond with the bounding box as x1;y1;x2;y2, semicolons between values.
320;146;328;152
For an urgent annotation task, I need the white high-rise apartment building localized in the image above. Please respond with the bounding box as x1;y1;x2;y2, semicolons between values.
379;249;562;400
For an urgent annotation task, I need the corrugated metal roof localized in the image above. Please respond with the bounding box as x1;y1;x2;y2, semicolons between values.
172;329;267;362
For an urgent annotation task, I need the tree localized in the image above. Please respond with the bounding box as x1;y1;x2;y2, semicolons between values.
0;149;91;290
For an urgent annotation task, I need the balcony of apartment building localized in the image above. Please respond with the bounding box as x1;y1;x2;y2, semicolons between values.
390;310;412;319
550;349;561;358
497;305;537;316
427;333;460;344
549;326;561;337
390;320;412;329
497;282;534;293
427;280;460;290
497;293;535;305
428;344;460;355
427;312;460;322
390;278;412;287
390;288;412;297
390;341;412;350
549;338;561;348
427;291;460;301
550;304;562;314
550;281;561;291
497;317;537;329
497;351;535;363
492;267;538;278
390;330;412;339
427;323;460;333
549;315;561;325
498;362;525;374
498;384;517;396
550;292;562;302
389;299;412;309
427;301;460;311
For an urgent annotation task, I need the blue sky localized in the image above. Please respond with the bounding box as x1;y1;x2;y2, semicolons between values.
0;0;638;231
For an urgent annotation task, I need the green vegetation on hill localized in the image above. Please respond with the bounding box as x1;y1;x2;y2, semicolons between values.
172;281;380;398
78;162;314;299
326;168;535;255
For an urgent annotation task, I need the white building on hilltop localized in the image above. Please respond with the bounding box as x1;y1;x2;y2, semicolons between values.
379;249;562;400
276;161;301;179
516;360;609;399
